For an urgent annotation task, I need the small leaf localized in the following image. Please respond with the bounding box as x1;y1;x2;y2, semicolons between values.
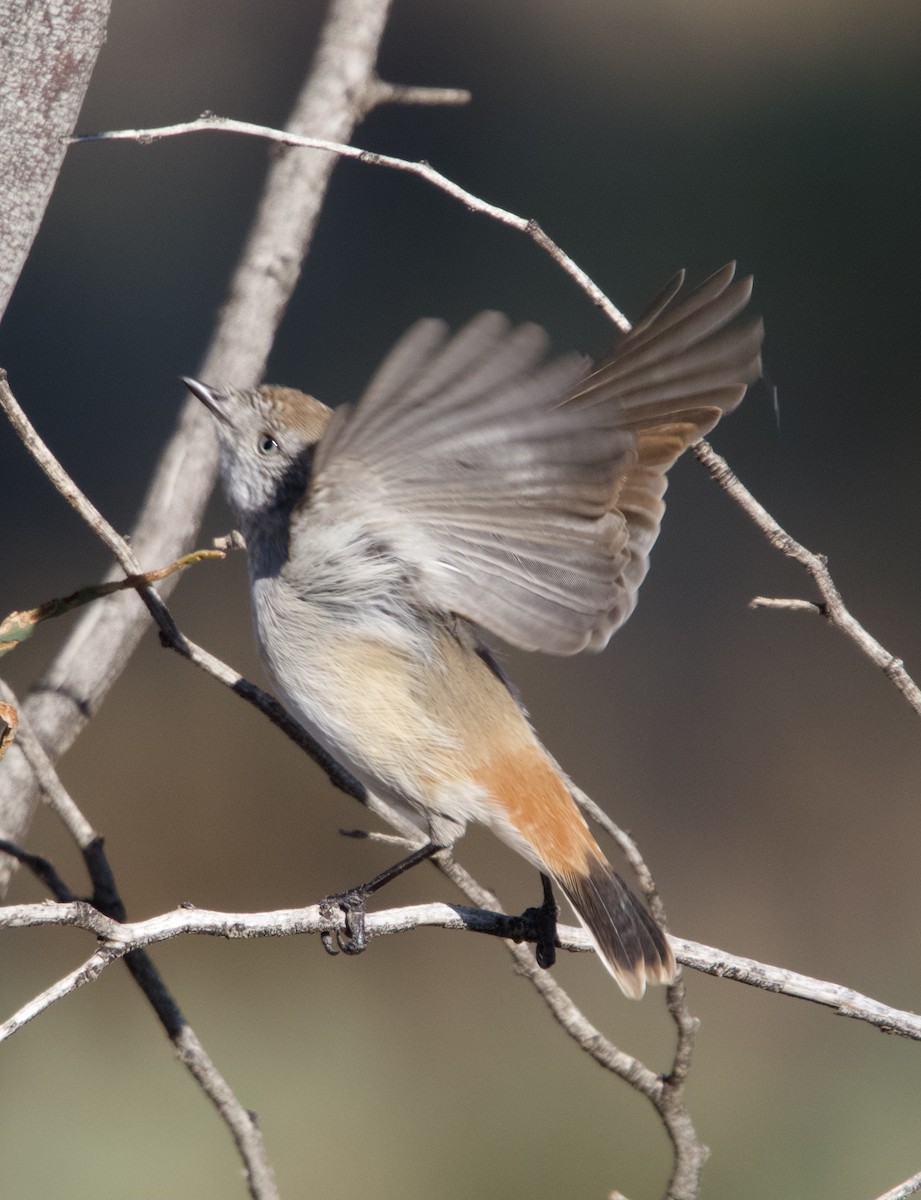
0;549;225;657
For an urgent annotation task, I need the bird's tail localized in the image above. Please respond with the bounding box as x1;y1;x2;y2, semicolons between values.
475;739;675;998
554;854;676;999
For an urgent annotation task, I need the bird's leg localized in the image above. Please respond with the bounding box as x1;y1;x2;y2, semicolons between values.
319;841;442;956
515;872;560;969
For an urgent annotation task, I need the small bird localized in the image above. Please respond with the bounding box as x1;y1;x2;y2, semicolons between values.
185;262;762;998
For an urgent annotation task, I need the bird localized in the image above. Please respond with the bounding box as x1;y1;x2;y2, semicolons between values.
184;262;763;998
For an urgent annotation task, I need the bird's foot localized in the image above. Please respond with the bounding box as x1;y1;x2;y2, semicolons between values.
318;842;442;958
513;874;559;969
319;887;371;956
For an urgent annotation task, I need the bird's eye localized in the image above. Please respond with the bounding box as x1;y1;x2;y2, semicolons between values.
257;434;279;455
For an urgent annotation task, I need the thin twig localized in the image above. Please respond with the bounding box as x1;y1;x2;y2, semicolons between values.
0;548;223;657
69;115;631;331
0;369;215;639
570;783;706;1195
660;976;709;1196
0;682;94;845
364;78;472;107
750;596;822;614
695;440;921;718
1;944;118;1037
671;935;921;1037
0;371;140;574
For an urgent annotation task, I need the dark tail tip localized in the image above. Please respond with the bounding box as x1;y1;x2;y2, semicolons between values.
559;859;676;999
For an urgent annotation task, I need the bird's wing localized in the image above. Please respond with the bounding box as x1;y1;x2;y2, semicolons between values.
307;263;763;654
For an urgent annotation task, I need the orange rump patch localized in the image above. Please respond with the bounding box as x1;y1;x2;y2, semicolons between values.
473;744;597;876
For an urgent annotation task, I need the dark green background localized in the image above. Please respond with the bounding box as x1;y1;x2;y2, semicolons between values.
2;2;920;1197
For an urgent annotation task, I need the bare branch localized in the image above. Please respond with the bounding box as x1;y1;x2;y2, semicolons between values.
69;115;632;331
660;977;709;1197
1;943;118;1038
5;899;921;1041
0;692;280;1200
875;1168;921;1200
174;1023;280;1200
671;935;921;1038
67;121;921;759
695;440;921;718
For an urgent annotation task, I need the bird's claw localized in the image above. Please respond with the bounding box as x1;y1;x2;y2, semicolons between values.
319;888;370;956
515;897;559;970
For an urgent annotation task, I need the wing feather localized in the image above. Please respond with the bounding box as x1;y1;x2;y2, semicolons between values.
306;264;763;654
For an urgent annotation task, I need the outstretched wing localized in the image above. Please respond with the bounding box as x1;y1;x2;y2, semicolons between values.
308;263;763;654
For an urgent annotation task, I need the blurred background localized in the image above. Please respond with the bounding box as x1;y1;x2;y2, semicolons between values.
2;1;920;1197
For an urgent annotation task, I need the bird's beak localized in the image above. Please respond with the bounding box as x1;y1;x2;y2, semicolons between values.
182;376;232;425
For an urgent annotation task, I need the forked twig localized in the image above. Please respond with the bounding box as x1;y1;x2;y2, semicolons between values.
695;440;921;717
